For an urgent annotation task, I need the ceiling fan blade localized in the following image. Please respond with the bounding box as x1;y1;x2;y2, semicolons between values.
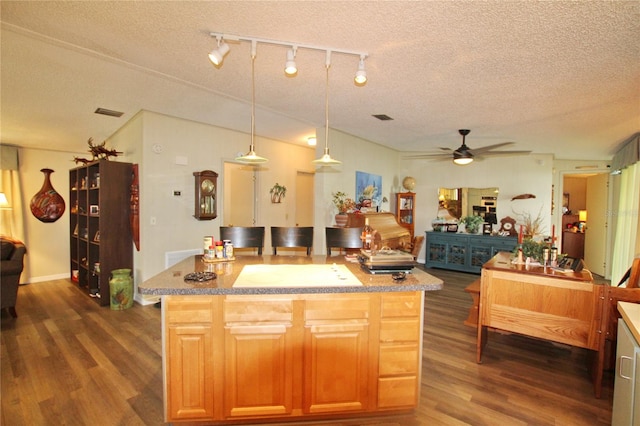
468;142;515;155
477;150;532;158
401;152;452;160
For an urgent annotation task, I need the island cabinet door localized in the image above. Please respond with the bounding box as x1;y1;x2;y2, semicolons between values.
223;297;295;419
165;296;216;422
377;292;423;409
302;295;371;414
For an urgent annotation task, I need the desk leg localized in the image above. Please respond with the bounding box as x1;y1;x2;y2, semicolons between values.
476;324;487;363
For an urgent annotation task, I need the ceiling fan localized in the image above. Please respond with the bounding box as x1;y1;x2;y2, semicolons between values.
403;129;531;165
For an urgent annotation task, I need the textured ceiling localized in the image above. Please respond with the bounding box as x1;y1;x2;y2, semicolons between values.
1;1;638;160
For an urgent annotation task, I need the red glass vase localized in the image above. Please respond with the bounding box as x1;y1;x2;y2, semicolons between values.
30;168;66;223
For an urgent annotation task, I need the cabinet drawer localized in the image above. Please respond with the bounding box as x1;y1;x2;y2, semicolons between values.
379;343;419;375
165;296;214;324
224;297;293;323
305;296;370;321
380;292;422;318
377;376;418;408
380;319;420;343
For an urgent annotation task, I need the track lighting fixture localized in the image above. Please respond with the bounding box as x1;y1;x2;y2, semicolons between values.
354;55;367;85
235;40;268;165
208;32;368;85
284;47;297;76
208;36;230;66
312;51;341;166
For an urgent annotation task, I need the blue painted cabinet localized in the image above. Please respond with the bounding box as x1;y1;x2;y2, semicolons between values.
424;231;518;273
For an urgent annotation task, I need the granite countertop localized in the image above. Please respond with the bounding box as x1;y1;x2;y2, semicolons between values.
618;301;640;344
138;255;443;295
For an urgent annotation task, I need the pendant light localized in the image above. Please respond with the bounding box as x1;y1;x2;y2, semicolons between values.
312;51;341;166
236;40;268;164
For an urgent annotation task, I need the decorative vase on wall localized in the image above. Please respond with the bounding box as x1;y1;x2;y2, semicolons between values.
30;168;66;223
335;213;348;227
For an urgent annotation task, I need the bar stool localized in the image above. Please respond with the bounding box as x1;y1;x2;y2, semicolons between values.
325;227;363;256
270;227;314;255
219;226;265;255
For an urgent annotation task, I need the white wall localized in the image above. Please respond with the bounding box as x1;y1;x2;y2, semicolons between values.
15;114;601;296
401;154;555;258
110;111;315;303
313;128;402;253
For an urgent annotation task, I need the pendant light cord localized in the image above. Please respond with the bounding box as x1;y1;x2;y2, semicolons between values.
251;51;256;151
324;62;330;152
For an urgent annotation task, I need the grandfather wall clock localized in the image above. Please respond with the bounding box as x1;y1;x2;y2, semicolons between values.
193;170;218;220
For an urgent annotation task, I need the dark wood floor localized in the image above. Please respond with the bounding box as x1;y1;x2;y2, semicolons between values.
1;267;614;425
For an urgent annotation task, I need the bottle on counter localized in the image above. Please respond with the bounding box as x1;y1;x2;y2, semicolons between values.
215;241;224;259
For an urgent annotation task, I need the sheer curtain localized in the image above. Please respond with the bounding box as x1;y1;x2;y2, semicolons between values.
0;145;25;240
611;161;640;286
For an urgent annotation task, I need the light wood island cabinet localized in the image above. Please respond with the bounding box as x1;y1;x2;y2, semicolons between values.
140;255;441;424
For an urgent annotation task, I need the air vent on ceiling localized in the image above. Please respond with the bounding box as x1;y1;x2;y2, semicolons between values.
94;108;124;118
372;114;394;121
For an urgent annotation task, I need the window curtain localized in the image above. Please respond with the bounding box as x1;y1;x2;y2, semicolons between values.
611;161;640;286
0;145;25;241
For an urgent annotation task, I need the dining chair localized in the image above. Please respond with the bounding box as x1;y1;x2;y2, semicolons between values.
219;226;265;255
325;227;363;256
270;226;314;255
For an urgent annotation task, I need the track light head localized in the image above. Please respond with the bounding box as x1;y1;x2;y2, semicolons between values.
284;47;297;76
208;37;230;66
354;55;367;86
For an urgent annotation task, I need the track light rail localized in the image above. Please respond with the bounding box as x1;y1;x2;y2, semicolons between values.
209;32;368;60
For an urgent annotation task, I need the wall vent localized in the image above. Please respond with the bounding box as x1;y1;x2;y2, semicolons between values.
372;114;394;121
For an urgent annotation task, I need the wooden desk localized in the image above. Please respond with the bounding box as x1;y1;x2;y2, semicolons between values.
477;252;601;365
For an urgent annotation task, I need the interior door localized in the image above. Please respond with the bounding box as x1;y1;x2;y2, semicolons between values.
295;171;314;226
584;173;608;276
223;162;255;226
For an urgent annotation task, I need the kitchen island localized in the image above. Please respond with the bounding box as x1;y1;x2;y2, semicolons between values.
139;255;443;424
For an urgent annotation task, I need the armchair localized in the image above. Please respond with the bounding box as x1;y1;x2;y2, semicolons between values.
1;237;26;318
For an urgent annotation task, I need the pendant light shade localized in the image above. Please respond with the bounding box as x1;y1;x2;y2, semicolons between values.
236;41;268;165
312;51;341;166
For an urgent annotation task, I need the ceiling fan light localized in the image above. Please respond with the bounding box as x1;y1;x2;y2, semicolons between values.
284;48;297;76
453;157;474;165
208;40;230;66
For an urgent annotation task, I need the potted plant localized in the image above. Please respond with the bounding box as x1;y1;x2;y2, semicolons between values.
332;191;356;227
269;183;286;203
517;238;546;263
460;215;484;234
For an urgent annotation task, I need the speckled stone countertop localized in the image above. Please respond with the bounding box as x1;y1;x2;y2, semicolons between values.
138;255;443;295
618;301;640;345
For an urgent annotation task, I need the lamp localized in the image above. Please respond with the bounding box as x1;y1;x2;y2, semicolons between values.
312;51;341;166
307;136;317;146
284;47;297;76
579;210;587;222
0;192;10;209
354;55;367;85
235;40;268;165
208;36;230;66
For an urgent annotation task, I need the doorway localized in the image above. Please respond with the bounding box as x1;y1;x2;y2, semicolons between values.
223;162;256;226
560;172;610;277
